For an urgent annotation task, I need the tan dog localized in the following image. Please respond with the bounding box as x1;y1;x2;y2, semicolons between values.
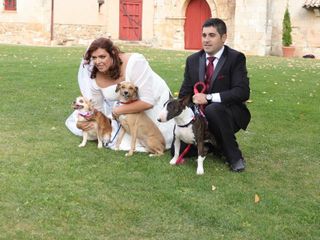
72;96;112;148
114;82;165;156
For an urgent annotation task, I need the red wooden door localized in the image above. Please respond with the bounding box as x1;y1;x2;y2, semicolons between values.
119;0;142;41
184;0;211;50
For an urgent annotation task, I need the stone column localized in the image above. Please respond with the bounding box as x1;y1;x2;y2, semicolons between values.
233;0;271;56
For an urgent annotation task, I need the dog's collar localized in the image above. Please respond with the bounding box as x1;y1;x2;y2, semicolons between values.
177;117;195;128
119;99;138;104
78;111;94;118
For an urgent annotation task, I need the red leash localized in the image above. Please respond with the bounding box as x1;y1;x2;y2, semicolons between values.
193;82;206;113
175;82;206;164
175;144;191;164
193;81;206;94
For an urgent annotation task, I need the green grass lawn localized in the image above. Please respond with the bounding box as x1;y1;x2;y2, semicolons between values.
0;44;319;240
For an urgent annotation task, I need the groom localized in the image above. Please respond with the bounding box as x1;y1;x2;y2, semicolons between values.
178;18;251;172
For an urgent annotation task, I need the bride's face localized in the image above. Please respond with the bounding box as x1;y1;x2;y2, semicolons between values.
91;48;113;73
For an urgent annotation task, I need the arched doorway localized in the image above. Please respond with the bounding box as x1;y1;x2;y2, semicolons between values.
119;0;142;41
184;0;211;50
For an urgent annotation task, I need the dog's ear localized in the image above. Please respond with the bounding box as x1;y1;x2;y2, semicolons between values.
180;94;192;107
115;83;121;93
88;99;95;110
89;98;98;107
134;86;139;99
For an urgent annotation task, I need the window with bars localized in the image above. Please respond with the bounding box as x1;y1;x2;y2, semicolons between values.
4;0;16;11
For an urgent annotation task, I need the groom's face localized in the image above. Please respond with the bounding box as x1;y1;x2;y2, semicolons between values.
202;26;227;55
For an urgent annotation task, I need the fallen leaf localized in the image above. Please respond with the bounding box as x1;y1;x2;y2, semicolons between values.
254;194;260;203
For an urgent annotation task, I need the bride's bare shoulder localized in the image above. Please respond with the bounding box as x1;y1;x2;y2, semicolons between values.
119;53;133;64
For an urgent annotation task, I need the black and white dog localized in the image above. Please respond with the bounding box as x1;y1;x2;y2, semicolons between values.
157;95;216;175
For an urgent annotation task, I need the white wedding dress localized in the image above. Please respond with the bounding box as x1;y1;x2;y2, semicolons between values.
65;53;174;151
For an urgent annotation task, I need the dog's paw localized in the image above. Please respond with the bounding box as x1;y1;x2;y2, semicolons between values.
97;144;103;149
125;152;133;157
196;167;204;175
78;143;85;147
196;156;205;175
149;152;162;157
169;158;177;165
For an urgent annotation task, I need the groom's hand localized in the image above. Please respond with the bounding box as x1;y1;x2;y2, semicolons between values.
192;93;207;105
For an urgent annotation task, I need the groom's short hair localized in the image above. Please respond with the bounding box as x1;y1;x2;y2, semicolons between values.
202;18;227;36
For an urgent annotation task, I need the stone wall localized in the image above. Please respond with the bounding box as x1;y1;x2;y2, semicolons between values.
0;22;50;45
52;24;109;46
214;0;236;47
152;0;236;49
287;1;320;57
0;0;319;57
234;0;272;56
0;22;110;46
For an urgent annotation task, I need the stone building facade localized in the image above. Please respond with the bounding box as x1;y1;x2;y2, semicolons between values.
0;0;319;57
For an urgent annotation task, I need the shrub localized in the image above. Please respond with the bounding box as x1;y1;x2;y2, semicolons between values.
282;8;292;46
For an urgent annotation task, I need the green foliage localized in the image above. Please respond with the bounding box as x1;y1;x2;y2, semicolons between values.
0;44;320;239
282;7;292;46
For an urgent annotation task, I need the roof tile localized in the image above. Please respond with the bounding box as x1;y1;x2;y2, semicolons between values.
303;0;320;8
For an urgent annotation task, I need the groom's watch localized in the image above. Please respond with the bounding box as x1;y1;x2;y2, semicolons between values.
206;94;213;103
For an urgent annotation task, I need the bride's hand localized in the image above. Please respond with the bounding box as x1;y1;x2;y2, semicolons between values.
77;121;95;131
112;107;120;119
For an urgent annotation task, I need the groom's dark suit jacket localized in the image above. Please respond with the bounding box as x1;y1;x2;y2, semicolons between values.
179;45;251;130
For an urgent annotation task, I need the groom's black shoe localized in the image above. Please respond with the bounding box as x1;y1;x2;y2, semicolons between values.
230;159;245;172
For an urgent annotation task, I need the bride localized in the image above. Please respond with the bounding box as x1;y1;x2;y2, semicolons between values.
65;37;174;151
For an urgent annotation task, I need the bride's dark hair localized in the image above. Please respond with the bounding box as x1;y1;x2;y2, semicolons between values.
83;37;123;80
